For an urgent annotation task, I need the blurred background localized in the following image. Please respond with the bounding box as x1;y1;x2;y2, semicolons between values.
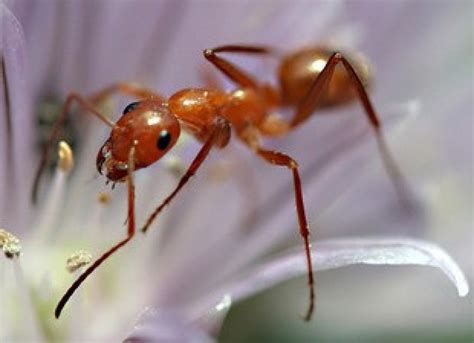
6;0;473;341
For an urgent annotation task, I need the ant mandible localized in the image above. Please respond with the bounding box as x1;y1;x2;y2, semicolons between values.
32;45;409;320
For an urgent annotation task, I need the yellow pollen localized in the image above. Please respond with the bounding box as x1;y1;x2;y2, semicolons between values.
58;141;74;172
0;228;21;259
97;192;111;204
66;250;93;273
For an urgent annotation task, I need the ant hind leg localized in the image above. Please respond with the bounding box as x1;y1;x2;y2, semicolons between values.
203;45;275;89
290;52;413;207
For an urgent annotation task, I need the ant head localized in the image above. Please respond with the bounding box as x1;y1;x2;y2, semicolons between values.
108;100;181;169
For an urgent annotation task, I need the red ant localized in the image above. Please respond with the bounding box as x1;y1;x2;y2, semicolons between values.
32;45;409;320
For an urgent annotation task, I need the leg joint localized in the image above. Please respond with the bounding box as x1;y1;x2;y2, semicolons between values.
203;49;214;59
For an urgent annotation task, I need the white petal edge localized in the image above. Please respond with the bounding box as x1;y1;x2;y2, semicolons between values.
189;237;469;320
124;308;214;343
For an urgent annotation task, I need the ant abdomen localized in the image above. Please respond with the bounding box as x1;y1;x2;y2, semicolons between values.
278;47;372;109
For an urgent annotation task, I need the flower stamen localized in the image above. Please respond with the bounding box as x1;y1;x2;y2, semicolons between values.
66;250;92;273
57;140;74;172
0;228;21;258
34;141;75;241
97;192;111;205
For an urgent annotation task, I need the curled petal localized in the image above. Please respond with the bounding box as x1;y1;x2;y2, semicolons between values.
190;237;469;320
193;294;232;336
124;308;214;343
126;296;232;342
218;101;420;291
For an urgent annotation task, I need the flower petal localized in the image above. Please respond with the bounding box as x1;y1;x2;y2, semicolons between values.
147;97;421;311
189;237;469;319
124;308;214;343
214;99;420;290
0;3;33;230
193;294;232;337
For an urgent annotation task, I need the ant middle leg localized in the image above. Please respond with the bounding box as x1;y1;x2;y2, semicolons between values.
238;126;315;320
251;147;315;319
55;146;137;318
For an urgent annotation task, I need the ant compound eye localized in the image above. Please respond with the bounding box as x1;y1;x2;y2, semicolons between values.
156;130;171;150
123;101;141;114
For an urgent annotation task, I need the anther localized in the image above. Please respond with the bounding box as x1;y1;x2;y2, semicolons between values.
66;250;92;273
97;192;111;204
0;228;22;259
58;140;74;172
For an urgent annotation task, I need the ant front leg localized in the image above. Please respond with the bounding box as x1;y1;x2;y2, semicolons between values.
290;52;412;206
141;118;231;233
203;45;274;89
88;82;165;105
32;93;116;203
55;146;137;318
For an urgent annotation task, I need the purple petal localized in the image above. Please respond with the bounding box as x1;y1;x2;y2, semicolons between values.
144;99;419;310
189;237;469;319
210;100;419;288
0;4;33;230
124;308;214;343
193;294;232;337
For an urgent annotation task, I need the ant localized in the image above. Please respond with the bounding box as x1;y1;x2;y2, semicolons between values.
32;45;409;320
